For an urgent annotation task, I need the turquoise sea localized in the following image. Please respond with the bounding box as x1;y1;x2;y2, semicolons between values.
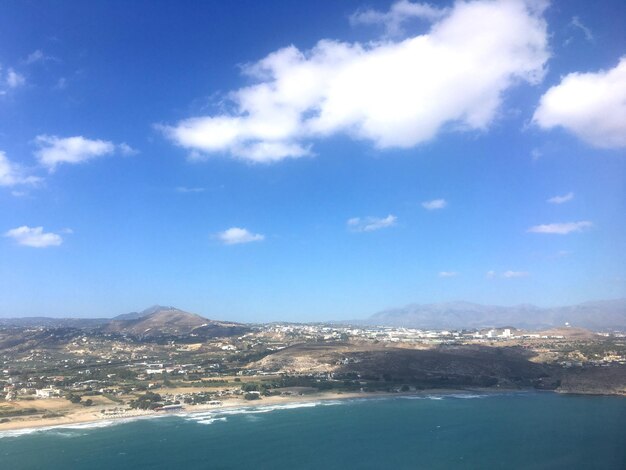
1;392;625;469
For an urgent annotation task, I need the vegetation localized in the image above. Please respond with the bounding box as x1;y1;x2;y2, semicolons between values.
129;392;162;410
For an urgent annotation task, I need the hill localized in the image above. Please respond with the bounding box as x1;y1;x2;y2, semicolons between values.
0;305;250;341
101;306;248;340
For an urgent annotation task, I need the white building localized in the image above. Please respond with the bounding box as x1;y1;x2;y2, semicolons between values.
35;387;60;398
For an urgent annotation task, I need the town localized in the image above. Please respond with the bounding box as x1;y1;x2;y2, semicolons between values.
1;307;625;430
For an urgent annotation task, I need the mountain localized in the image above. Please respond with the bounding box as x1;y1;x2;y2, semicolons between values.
365;299;626;331
101;306;247;339
111;305;172;321
0;305;249;340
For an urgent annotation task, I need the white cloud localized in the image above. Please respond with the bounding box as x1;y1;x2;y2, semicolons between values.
487;270;529;279
55;77;67;90
176;186;205;193
547;192;574;204
570;16;593;42
533;57;626;148
24;50;45;64
421;198;447;210
502;270;529;278
23;49;58;65
118;143;139;156
217;227;265;245
161;0;549;162
4;226;64;247
348;215;397;232
530;148;542;161
5;68;25;88
438;271;458;278
0;151;41;187
527;221;593;235
350;0;448;36
34;135;126;170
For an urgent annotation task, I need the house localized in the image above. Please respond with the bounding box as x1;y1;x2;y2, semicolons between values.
35;387;60;398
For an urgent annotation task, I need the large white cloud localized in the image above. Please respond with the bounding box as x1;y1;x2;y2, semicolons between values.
4;226;64;247
161;0;549;163
34;135;136;171
533;57;626;148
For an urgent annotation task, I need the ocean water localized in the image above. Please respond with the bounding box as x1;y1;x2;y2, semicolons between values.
1;392;625;469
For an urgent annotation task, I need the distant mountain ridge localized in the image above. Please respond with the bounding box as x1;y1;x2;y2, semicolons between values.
0;305;248;339
365;299;626;331
1;300;624;331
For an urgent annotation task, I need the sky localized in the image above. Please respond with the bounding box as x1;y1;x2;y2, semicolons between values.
0;0;625;321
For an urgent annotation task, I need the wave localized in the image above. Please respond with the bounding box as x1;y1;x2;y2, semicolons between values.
398;392;493;401
0;414;163;439
196;417;228;425
184;399;348;425
0;392;505;437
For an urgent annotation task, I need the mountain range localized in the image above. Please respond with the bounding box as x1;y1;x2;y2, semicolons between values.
1;299;625;332
363;299;626;331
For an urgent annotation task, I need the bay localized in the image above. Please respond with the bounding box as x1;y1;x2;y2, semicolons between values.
1;392;625;469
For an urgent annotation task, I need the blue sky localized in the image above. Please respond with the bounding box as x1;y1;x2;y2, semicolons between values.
1;0;625;321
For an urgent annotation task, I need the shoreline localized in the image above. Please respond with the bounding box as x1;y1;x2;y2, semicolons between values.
1;387;624;436
0;388;510;435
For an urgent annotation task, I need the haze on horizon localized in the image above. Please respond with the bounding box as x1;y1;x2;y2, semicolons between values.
1;0;625;322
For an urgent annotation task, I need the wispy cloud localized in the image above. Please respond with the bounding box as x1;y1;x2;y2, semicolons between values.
160;0;548;162
528;221;592;235
531;148;542;161
350;0;447;37
23;49;60;66
533;57;626;149
176;186;206;193
118;143;139;156
4;226;64;247
24;49;46;65
502;270;529;278
421;199;447;210
438;271;458;278
34;135;134;171
547;192;574;204
0;151;41;187
6;68;25;88
487;270;529;279
217;227;264;245
570;16;593;42
347;215;397;232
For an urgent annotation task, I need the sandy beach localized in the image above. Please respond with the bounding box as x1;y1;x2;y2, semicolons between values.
0;388;507;434
0;390;390;434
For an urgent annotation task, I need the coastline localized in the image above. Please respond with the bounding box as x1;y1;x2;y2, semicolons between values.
0;389;502;435
2;387;624;436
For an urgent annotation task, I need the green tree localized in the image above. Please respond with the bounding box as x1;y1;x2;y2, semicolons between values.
67;394;82;404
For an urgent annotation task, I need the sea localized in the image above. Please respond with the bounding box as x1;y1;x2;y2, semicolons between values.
1;392;625;469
